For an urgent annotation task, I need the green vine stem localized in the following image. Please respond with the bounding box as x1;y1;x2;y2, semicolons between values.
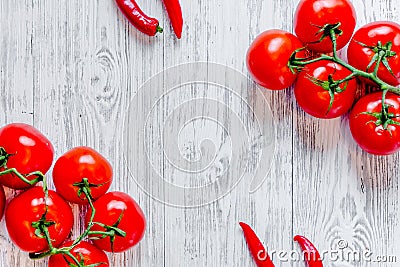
29;179;99;264
70;180;98;247
0;169;47;190
0;150;124;267
289;25;400;94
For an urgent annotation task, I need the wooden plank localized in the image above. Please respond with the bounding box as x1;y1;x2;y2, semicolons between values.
0;0;399;266
292;1;400;267
0;1;36;266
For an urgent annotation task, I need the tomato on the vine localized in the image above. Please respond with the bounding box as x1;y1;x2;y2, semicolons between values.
294;0;356;53
247;29;304;90
294;60;357;119
85;191;146;253
349;92;400;155
5;187;73;253
0;123;54;189
348;21;400;86
52;146;113;204
48;241;109;267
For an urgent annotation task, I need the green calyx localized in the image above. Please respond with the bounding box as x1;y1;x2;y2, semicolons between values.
287;22;400;95
0;147;12;168
73;178;107;202
89;211;126;252
288;47;310;73
361;103;400;131
356;40;397;78
307;74;348;114
311;22;343;44
31;211;56;240
360;90;400;133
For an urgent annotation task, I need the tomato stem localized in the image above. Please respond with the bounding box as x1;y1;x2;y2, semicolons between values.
63;250;82;266
41;224;54;250
0;168;45;187
0;155;99;265
87;231;116;237
288;23;400;126
329;28;339;60
71;181;96;247
28;179;99;266
335;73;357;85
289;29;400;95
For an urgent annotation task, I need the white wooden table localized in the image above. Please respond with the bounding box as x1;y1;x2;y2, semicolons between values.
1;0;399;266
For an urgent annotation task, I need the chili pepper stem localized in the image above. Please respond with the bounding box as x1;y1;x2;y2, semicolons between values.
156;25;164;33
115;0;163;36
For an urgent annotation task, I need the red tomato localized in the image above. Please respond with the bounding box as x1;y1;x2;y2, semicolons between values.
5;187;73;253
294;60;357;118
52;146;113;204
294;0;356;53
247;29;304;90
347;21;400;86
86;192;146;253
0;123;54;189
349;92;400;155
0;186;5;220
48;241;109;267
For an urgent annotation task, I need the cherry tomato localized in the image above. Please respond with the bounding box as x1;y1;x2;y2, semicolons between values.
5;187;73;253
294;0;356;53
0;123;54;189
48;241;109;267
247;29;304;90
0;186;5;220
347;21;400;86
349;92;400;155
52;146;113;204
85;191;146;253
294;60;357;118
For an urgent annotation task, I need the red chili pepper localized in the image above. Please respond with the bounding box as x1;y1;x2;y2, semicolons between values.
239;222;275;267
115;0;163;36
162;0;183;39
294;235;323;267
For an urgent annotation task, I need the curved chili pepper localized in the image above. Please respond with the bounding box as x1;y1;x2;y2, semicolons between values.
162;0;183;39
239;222;275;267
294;235;323;267
115;0;163;36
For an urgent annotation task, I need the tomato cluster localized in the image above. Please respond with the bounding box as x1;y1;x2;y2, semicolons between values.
0;123;146;266
247;0;400;156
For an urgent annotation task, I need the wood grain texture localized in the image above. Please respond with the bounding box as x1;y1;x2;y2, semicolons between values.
0;0;399;266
